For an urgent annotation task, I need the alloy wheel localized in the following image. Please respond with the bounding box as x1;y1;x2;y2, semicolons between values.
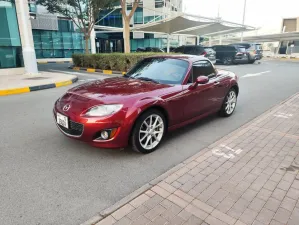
224;57;232;65
139;114;164;150
225;90;237;115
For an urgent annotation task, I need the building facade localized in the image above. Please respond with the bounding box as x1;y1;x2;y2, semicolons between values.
0;0;184;75
96;0;183;53
279;17;299;54
0;0;23;70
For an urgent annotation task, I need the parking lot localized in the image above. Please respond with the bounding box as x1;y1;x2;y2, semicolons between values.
1;59;299;225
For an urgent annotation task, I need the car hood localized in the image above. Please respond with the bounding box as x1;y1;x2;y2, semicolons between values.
69;77;174;100
56;77;177;116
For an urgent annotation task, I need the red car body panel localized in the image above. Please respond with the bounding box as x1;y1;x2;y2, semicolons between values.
54;55;238;149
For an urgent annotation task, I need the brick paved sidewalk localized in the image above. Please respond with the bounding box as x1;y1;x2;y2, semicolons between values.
93;93;299;225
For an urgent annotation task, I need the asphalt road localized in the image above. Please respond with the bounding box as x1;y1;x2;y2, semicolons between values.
1;60;299;225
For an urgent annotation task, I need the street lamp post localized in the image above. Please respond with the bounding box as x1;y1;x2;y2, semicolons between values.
240;0;247;42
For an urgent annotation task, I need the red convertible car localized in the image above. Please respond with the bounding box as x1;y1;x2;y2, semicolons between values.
54;55;238;153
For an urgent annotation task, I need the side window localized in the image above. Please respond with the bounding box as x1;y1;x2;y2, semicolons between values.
184;46;194;54
191;60;216;82
175;47;184;53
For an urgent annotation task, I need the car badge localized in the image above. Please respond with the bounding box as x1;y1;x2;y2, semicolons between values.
63;104;71;112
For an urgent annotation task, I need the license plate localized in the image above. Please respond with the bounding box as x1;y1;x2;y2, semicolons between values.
57;113;69;129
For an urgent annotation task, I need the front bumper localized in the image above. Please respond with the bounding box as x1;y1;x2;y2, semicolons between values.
53;108;131;149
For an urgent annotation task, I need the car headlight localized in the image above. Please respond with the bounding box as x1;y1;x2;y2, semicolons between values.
84;104;123;117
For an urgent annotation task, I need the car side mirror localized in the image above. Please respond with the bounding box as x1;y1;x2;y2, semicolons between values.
196;76;209;84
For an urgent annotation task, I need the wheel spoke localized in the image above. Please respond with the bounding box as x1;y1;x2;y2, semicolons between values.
155;123;163;129
154;130;163;135
145;135;151;147
140;130;147;134
140;133;148;142
143;121;149;128
150;116;153;126
153;117;159;127
225;103;230;111
152;134;158;142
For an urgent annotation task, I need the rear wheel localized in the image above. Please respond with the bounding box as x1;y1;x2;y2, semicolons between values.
131;109;166;154
248;55;255;64
219;88;237;117
223;56;233;65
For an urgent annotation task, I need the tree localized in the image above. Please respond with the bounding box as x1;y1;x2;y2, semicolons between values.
119;0;140;53
37;0;118;54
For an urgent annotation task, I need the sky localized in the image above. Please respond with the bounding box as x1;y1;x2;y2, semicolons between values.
183;0;299;34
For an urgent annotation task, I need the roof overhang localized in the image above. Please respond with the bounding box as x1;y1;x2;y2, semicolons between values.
222;32;299;43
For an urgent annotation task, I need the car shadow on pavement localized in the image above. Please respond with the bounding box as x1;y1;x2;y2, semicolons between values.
57;112;226;158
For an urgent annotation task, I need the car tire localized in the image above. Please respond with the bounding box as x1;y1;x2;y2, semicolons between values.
223;56;233;65
247;55;255;64
219;88;238;117
131;109;166;154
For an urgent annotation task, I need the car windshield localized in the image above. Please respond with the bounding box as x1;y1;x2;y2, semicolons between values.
126;58;189;85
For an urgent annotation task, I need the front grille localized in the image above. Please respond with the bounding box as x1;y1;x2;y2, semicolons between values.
58;121;84;136
54;111;84;136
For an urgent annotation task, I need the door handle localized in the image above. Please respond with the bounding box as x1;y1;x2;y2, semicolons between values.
214;81;220;86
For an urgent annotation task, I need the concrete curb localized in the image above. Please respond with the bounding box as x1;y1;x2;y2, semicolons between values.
0;77;78;96
80;91;299;225
37;60;72;64
70;66;126;75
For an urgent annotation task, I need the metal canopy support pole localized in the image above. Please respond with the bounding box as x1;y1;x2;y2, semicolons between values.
90;28;96;54
286;41;290;55
167;34;170;53
15;0;38;74
209;37;212;46
219;35;222;44
240;0;247;42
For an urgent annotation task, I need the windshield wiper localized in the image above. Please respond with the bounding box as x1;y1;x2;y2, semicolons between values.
136;77;160;84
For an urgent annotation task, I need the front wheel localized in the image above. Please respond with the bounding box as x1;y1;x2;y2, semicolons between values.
131;110;166;154
219;89;238;117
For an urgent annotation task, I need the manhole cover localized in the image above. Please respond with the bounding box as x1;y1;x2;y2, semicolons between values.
24;77;49;80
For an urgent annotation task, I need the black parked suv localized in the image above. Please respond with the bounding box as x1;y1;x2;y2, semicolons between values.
174;45;216;64
229;43;263;60
212;45;255;65
136;47;164;53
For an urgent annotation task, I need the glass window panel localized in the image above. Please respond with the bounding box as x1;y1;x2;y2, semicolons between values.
0;3;21;47
62;32;73;49
52;32;62;49
32;30;42;49
149;39;155;46
73;49;84;54
35;49;43;59
53;49;63;58
64;50;73;58
41;31;52;49
42;49;54;58
130;39;137;51
0;46;23;68
72;33;82;49
144;39;150;47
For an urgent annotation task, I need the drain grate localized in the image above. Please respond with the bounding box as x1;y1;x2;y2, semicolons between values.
24;77;49;80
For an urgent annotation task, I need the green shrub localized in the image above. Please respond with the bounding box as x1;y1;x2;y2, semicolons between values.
72;53;176;71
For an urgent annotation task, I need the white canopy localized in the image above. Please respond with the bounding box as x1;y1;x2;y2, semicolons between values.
132;13;254;37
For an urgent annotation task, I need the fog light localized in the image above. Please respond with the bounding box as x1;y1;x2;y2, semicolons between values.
101;131;109;140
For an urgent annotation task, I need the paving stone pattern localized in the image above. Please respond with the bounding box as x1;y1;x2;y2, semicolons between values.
95;94;299;225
